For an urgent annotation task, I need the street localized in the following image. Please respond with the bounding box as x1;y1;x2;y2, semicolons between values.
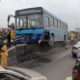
9;46;76;80
28;49;76;80
1;1;80;80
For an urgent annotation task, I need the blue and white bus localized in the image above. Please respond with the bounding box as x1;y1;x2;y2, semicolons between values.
13;7;68;46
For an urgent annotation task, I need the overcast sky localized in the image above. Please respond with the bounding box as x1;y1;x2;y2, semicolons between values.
0;0;80;31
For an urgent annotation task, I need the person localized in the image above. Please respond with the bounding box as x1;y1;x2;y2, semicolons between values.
76;59;80;67
0;40;2;62
10;29;15;40
7;31;11;47
65;65;80;80
0;40;8;67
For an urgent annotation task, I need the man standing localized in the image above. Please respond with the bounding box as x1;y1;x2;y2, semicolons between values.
65;66;80;80
7;31;11;47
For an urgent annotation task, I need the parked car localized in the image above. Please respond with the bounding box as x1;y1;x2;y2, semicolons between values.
0;66;47;80
72;41;80;58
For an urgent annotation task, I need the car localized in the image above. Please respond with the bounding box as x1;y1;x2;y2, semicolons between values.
0;66;47;80
72;41;80;58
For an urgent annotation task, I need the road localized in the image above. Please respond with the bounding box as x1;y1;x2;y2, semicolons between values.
29;49;76;80
12;47;76;80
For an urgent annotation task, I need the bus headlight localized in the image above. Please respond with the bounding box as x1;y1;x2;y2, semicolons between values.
38;39;42;44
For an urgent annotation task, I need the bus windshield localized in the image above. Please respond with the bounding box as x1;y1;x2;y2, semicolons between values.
16;14;43;29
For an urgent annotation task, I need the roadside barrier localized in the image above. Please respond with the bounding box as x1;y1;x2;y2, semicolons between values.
8;44;38;66
8;44;28;65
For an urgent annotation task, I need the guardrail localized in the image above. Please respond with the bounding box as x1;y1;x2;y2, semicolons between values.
8;44;39;66
8;44;28;65
8;42;68;66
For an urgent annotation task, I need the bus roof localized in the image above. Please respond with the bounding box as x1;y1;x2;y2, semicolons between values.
42;8;67;25
15;7;43;16
15;7;68;25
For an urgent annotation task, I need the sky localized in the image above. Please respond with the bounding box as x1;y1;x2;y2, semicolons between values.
0;0;80;31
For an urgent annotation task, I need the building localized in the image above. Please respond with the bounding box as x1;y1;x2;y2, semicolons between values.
67;31;78;40
76;28;80;33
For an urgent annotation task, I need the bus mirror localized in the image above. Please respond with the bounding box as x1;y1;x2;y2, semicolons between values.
7;15;10;22
8;23;15;29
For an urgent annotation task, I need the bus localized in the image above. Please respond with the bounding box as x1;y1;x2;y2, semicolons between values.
9;7;68;46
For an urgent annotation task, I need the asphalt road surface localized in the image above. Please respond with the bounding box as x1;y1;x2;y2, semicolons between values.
29;49;76;80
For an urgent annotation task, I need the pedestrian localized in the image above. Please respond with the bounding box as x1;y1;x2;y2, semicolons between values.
0;40;8;67
0;45;2;65
7;31;11;47
2;32;5;40
76;59;80;67
0;40;2;65
65;65;80;80
10;29;15;40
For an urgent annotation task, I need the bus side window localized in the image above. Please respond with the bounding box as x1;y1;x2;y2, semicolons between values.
50;16;53;27
61;22;63;30
44;16;50;27
54;18;57;27
53;18;54;27
58;21;61;29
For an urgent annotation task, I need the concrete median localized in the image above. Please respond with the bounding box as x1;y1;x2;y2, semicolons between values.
8;44;28;66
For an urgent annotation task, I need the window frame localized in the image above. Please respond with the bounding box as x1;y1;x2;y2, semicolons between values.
0;73;26;80
15;14;43;29
49;16;53;27
44;16;50;27
53;17;54;27
54;18;57;27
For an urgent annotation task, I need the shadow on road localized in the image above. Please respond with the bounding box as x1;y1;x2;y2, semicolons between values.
36;56;52;63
